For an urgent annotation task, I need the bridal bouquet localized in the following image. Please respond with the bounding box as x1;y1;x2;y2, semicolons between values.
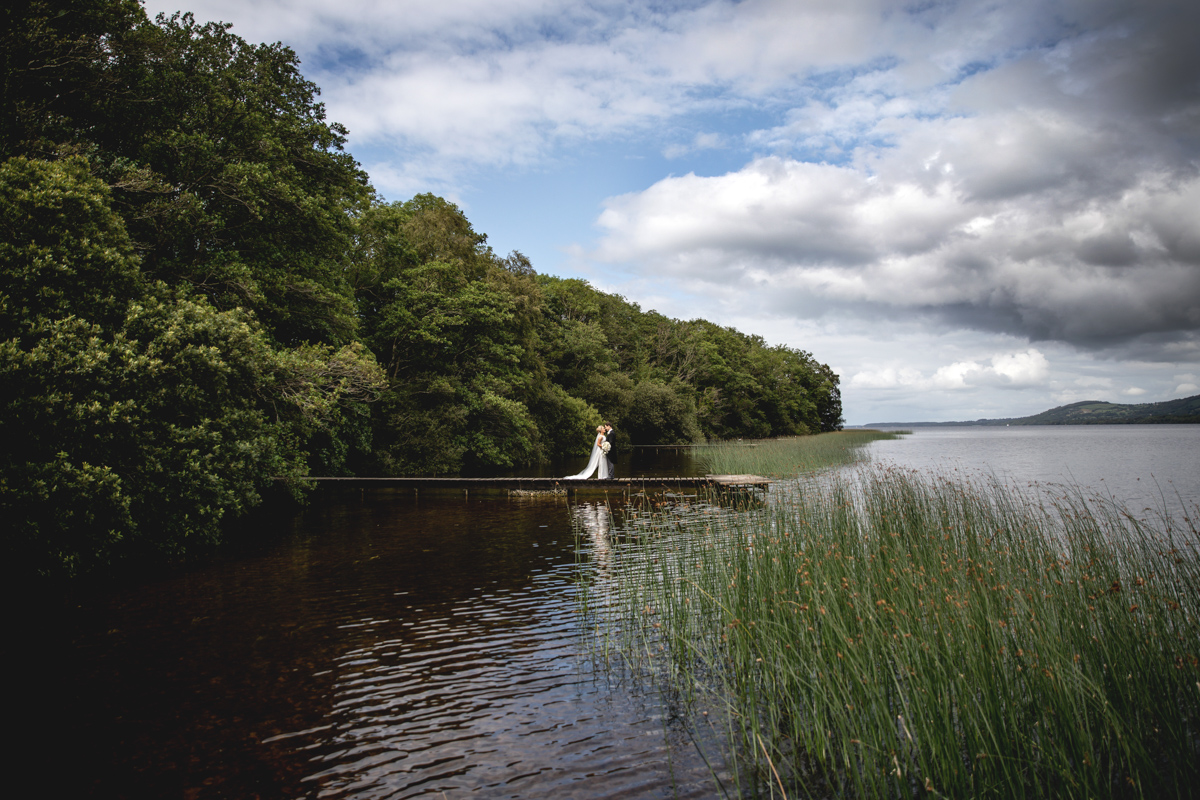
601;441;611;454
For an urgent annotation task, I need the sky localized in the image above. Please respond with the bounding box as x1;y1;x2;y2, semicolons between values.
142;0;1200;425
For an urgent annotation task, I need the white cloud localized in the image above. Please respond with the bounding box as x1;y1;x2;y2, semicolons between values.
1049;388;1109;405
663;132;725;159
141;0;1200;422
594;152;1200;352
989;350;1051;386
1173;378;1200;395
153;0;1193;181
584;1;1200;360
847;366;926;390
849;349;1049;391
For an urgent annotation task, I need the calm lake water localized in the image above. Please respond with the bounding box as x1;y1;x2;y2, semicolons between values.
29;427;1197;798
865;424;1200;522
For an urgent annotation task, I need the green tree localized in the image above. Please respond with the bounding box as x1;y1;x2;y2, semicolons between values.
0;156;383;577
4;1;372;345
3;0;845;570
352;196;555;473
0;156;141;338
528;382;602;459
535;276;617;398
623;379;703;444
1;0;152;158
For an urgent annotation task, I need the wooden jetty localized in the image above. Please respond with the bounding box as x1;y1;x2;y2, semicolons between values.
297;474;771;494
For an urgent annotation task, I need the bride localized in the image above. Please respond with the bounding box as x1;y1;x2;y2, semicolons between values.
564;425;609;480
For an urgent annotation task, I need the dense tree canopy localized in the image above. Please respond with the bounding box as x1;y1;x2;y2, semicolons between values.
0;156;382;576
2;0;841;576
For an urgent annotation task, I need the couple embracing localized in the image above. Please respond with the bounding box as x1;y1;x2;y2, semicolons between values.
564;423;616;480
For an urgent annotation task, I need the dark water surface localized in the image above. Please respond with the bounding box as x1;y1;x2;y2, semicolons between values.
36;469;722;799
33;430;1197;799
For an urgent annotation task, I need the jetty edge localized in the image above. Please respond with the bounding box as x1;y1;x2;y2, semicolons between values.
289;475;773;492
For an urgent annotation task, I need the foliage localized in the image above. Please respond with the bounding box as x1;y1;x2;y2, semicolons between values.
351;196;549;473
348;197;843;473
0;153;381;578
4;294;281;576
0;156;141;337
534;275;844;442
623;379;703;444
1;1;844;574
4;0;371;345
528;382;603;460
124;10;370;345
1;0;152;156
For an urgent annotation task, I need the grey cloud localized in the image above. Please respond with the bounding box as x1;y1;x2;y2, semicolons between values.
152;0;1200;363
598;151;1200;356
1077;230;1139;267
1148;184;1200;264
591;1;1200;360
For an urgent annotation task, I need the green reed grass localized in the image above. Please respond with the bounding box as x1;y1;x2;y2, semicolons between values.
697;431;908;478
583;466;1200;799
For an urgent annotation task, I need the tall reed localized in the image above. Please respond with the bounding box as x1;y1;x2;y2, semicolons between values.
696;431;907;478
584;466;1200;798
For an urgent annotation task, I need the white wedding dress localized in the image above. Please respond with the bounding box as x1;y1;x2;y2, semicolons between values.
564;436;609;479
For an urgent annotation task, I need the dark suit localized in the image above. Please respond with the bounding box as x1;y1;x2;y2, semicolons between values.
604;428;616;478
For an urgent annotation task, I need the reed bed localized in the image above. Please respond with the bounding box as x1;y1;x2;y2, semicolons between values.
581;466;1200;798
696;431;908;478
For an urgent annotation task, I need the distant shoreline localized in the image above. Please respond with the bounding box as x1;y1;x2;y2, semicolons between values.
863;393;1200;428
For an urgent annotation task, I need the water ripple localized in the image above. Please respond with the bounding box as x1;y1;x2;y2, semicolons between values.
51;495;722;799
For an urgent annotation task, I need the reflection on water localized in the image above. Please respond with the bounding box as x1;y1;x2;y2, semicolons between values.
37;491;721;799
36;429;1192;798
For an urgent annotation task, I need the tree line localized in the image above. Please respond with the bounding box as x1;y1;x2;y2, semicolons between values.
2;0;842;577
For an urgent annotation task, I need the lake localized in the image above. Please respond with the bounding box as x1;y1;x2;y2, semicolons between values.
27;426;1197;798
31;493;725;799
865;424;1200;523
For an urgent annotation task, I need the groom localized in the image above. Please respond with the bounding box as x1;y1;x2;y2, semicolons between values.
603;423;616;479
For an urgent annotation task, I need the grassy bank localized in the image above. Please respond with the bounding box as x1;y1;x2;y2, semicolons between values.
584;467;1200;798
696;430;908;477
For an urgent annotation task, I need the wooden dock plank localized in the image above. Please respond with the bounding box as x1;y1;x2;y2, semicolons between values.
295;475;772;490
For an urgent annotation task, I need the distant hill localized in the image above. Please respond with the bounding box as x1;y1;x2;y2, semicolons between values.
866;394;1200;427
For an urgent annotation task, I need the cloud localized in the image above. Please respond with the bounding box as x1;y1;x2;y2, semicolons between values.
154;1;1153;177
1173;374;1200;395
589;0;1200;358
147;0;686;182
988;350;1052;386
663;132;725;159
594;152;1200;351
149;0;1200;372
846;366;927;390
849;348;1049;391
